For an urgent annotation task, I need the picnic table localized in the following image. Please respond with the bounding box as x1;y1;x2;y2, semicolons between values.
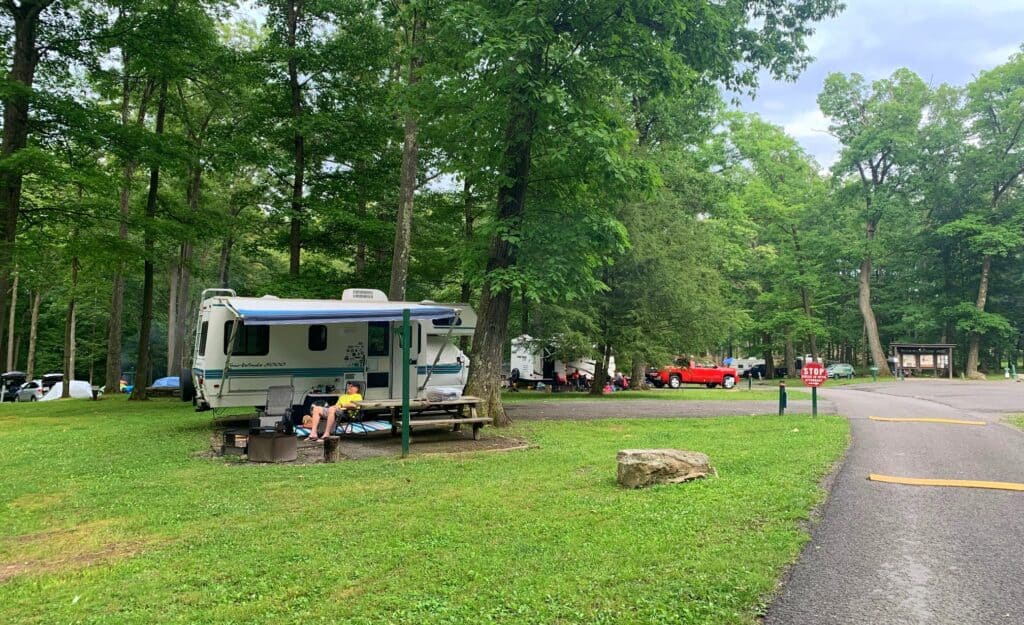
357;396;489;440
301;393;489;440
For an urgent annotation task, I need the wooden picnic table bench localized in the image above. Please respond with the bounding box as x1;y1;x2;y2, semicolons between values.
355;395;489;440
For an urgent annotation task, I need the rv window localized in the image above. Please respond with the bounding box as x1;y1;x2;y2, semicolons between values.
198;322;209;356
308;325;327;351
433;316;462;327
367;372;389;388
223;321;270;356
368;321;389;356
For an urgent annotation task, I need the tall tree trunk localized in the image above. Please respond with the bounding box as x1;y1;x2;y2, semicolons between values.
590;344;611;396
965;254;991;379
106;66;153;391
218;202;241;288
218;237;233;287
6;271;17;370
791;228;817;359
287;0;305;276
858;216;890;376
174;242;193;377
630;359;646;391
0;2;51;354
170;165;199;379
784;335;795;379
166;264;178;375
388;8;424;301
858;255;890;376
105;163;133;389
26;290;39;379
459;180;474;353
763;335;774;380
388;113;418;300
520;288;528;335
131;81;168;400
355;198;367;279
62;256;78;398
465;102;538;425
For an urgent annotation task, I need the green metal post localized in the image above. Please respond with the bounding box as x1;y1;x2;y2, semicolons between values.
778;381;787;416
812;386;817;418
401;309;411;458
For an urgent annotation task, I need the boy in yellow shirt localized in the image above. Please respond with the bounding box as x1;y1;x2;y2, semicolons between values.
306;381;362;441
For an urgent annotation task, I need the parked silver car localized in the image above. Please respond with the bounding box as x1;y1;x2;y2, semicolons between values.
15;379;44;401
826;363;856;379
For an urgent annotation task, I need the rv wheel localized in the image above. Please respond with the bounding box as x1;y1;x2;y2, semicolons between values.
181;374;196;402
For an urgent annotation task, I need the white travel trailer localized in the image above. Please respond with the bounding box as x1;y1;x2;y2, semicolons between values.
509;334;615;383
190;288;474;411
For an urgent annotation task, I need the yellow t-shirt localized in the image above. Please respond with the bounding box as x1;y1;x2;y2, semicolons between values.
335;392;362;408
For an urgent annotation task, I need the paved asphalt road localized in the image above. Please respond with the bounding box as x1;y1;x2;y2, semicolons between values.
506;398;835;420
765;381;1024;625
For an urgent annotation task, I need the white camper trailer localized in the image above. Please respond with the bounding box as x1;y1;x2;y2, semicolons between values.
190;288;474;411
509;334;615;383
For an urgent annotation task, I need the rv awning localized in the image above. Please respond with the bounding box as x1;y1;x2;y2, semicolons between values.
224;297;458;326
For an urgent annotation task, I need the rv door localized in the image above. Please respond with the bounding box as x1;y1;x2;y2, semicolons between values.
389;319;419;400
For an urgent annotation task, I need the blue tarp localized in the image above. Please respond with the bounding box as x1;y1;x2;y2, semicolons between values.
150;376;180;388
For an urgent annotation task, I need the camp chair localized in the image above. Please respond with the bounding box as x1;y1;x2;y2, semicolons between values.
253;385;295;434
295;383;390;438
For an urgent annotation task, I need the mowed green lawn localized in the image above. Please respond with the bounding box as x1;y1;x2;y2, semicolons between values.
0;397;847;625
504;388;812;402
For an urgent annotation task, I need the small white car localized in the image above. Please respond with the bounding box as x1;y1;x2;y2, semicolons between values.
39;381;96;401
15;380;44;401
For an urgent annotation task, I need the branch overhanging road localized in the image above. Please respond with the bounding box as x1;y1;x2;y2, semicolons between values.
764;381;1024;625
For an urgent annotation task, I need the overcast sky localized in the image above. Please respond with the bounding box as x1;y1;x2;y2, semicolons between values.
737;0;1024;169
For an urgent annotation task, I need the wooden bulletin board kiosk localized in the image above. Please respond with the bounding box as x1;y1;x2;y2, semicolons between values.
889;343;955;379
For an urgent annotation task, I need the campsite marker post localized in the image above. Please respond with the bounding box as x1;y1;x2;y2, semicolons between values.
401;308;411;457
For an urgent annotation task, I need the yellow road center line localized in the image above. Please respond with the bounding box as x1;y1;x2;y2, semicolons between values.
869;474;1024;492
869;416;986;426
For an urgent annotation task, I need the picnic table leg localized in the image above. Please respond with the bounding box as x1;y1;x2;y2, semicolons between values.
472;422;481;440
390;407;399;436
452;403;464;431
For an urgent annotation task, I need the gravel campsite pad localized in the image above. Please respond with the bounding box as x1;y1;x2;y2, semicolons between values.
208;426;530;463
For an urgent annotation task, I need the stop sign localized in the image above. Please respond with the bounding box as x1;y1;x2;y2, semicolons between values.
800;362;828;387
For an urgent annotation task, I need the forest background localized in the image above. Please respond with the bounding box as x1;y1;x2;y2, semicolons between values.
2;1;1023;418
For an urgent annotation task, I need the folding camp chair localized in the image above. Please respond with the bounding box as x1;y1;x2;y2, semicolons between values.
252;385;295;434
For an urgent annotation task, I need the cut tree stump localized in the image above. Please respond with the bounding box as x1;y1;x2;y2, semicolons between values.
323;436;341;463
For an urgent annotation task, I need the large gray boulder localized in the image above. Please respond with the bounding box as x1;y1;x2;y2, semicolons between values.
616;449;714;488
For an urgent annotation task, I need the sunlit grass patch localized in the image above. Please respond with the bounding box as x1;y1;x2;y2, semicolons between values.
0;398;847;625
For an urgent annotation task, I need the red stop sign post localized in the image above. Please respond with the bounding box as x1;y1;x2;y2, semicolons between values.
800;362;827;417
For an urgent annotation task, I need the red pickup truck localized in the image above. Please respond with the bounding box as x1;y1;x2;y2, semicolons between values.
646;359;738;389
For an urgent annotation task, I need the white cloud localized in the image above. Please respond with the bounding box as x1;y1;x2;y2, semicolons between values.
973;44;1022;68
782;109;831;140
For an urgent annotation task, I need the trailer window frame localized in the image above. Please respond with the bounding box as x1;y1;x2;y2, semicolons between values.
198;322;209;356
308;325;328;351
368;321;389;356
223;321;270;356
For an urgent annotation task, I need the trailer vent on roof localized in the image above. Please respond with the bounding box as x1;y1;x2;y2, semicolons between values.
342;288;388;302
